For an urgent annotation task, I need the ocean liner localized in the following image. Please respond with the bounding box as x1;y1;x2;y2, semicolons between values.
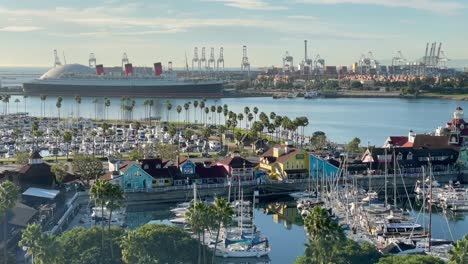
22;63;224;98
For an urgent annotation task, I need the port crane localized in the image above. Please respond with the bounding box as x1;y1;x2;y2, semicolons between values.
208;47;216;71
192;47;200;73
217;47;225;72
53;49;62;67
282;51;294;73
89;53;97;68
241;45;250;76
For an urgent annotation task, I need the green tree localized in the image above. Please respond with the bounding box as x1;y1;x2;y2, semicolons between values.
193;100;199;122
165;101;172;122
57;226;123;264
185;202;213;264
63;131;73;159
185;129;194;140
450;235;468;264
121;224;199;264
90;179;110;260
348;137;362;154
176;105;182;124
0;180;18;264
15;151;30;164
210;198;233;264
51;162;69;187
19;223;64;264
202;126;213;139
168;123;177;138
311;131;327;150
72;154;103;186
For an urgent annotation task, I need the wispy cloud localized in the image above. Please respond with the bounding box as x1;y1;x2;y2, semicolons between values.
0;26;42;32
297;0;464;15
0;5;394;41
203;0;288;10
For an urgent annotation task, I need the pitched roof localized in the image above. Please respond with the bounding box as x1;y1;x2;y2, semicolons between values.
388;136;408;147
17;163;55;186
29;150;42;159
261;145;303;164
7;202;37;227
195;163;229;179
217;156;256;168
411;135;452;149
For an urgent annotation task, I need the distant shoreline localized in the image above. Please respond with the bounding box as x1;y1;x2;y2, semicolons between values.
1;86;468;100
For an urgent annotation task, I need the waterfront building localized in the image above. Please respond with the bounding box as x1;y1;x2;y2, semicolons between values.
308;154;339;178
13;151;60;189
217;155;256;182
259;145;309;180
361;147;459;174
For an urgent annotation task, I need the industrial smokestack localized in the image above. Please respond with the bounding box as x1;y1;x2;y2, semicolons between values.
304;40;308;61
124;63;133;76
154;62;163;76
96;64;105;75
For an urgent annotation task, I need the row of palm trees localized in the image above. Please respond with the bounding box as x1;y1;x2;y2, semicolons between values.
185;198;233;264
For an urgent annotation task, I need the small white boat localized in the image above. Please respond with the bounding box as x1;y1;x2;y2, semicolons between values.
169;217;187;225
289;191;314;200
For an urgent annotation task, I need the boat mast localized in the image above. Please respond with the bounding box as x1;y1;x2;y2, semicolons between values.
428;156;433;253
393;148;397;208
384;148;388;208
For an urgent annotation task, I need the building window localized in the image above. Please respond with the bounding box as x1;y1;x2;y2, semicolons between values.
397;153;403;161
407;152;413;160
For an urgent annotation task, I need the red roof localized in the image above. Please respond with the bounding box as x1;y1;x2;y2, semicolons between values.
388;136;408;147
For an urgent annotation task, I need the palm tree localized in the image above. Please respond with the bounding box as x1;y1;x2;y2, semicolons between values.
176;105;182;125
247;113;254;129
90;179;110;260
166;100;172;122
18;224;55;264
193;100;199;123
92;98;99;120
0;180;19;263
104;98;111;121
23;95;28;113
148;99;154;125
270;111;276;121
253;106;259;122
14;98;20;113
185;202;212;264
216;105;223;125
210;198;233;264
105;183;124;259
143;99;149;121
74;95;81;120
304;206;343;240
204;107;209;125
199;101;205;124
450;235;467;264
210;105;216;125
39;94;47;118
56;96;63;122
184;103;190;123
237;113;244;129
244;106;250;116
2;95;10;115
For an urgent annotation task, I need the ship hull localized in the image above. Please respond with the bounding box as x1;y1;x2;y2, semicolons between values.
23;82;224;98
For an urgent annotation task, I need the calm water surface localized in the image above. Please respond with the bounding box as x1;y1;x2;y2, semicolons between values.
125;199;467;264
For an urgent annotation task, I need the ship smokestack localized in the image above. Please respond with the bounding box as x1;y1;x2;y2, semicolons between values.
96;64;105;75
124;63;133;76
154;62;163;76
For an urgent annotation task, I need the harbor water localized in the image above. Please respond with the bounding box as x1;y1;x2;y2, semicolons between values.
125;199;468;264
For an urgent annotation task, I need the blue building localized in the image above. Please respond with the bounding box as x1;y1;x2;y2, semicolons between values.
309;154;339;178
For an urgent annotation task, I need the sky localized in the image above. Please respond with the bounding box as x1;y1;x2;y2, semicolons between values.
0;0;467;68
